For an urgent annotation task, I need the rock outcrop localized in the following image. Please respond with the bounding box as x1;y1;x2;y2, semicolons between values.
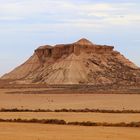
1;38;140;85
35;38;114;61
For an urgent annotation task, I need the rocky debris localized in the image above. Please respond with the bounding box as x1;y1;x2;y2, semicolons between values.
1;38;140;85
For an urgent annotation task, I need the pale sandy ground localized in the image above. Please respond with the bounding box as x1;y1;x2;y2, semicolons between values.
1;112;140;123
1;88;140;140
0;89;140;110
0;122;140;140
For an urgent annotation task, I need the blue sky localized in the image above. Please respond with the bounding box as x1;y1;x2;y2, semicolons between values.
0;0;140;76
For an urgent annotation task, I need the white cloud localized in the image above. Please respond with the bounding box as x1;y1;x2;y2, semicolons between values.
0;0;139;28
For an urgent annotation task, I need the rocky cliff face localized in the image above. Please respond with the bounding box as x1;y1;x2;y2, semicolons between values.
35;38;114;62
1;38;140;85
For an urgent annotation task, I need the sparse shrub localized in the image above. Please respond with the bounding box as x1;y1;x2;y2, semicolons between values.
0;118;140;128
1;108;140;113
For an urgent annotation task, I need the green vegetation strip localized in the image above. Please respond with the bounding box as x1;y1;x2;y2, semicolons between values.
1;108;140;113
0;118;140;127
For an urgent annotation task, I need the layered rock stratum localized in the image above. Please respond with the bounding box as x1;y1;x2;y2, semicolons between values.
1;38;140;85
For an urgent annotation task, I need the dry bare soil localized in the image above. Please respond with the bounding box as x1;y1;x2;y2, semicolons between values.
1;89;140;110
0;123;140;140
1;112;140;123
0;87;140;139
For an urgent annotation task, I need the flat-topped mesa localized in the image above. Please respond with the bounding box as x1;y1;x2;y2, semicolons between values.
35;38;114;62
2;37;140;85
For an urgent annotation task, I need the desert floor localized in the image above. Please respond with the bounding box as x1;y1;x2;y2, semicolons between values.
0;88;140;140
0;123;140;140
1;112;140;123
1;89;140;110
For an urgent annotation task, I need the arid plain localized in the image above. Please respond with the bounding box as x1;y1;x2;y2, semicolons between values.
0;86;140;140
